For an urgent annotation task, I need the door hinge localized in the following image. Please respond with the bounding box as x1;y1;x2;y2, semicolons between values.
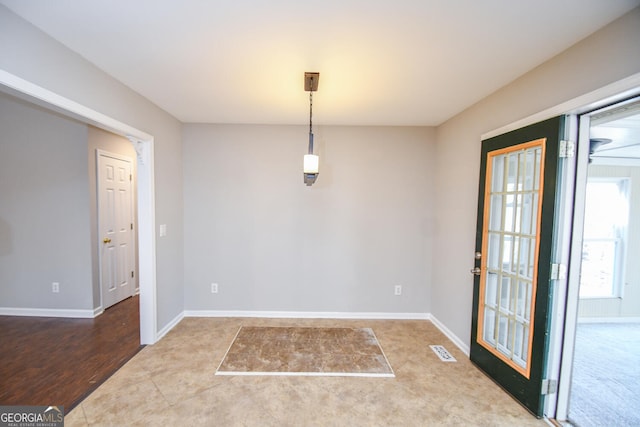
541;379;558;395
559;140;575;158
131;271;134;278
550;263;567;280
130;174;132;181
131;223;133;230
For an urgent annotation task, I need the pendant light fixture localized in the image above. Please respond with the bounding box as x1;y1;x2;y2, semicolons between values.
303;72;320;186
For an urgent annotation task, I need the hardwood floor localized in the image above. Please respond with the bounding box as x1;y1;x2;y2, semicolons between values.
0;295;143;412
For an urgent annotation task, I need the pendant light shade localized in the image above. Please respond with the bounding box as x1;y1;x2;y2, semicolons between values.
303;72;320;186
303;154;319;174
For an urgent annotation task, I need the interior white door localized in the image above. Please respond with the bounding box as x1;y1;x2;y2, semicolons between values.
97;150;135;309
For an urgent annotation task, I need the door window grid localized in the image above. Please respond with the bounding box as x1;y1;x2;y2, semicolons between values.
480;142;544;375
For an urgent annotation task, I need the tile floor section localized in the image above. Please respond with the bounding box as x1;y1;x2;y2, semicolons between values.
65;318;547;426
217;326;393;376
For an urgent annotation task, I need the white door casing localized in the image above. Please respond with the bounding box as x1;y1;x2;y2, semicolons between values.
97;150;135;309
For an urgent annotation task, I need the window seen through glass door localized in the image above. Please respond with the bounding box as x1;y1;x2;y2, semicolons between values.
579;178;629;298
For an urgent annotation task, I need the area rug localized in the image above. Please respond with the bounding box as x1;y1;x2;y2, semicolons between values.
215;326;394;377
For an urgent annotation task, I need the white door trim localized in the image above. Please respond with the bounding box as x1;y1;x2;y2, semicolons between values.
553;115;592;421
0;69;158;345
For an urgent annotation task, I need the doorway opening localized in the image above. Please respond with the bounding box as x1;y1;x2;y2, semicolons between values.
565;97;640;426
0;71;158;345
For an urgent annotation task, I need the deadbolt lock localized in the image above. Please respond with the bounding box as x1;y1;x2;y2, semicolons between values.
475;251;482;259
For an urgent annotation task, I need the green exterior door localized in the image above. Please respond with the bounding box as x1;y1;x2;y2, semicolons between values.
470;116;566;416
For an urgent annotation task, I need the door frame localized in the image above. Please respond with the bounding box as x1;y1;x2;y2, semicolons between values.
552;108;591;421
0;70;158;345
96;149;136;310
555;96;640;421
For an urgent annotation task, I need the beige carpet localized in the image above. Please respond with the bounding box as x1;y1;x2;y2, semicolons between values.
215;326;394;377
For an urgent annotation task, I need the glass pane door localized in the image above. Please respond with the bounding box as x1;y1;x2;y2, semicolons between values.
470;115;565;417
478;139;545;378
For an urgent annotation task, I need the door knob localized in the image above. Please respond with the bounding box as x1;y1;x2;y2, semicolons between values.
103;237;112;244
470;267;481;275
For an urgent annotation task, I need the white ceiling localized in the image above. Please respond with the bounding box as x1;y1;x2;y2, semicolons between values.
2;0;639;126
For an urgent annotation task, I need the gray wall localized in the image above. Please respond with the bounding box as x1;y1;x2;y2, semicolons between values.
1;5;184;330
183;124;435;313
433;8;640;343
0;94;93;310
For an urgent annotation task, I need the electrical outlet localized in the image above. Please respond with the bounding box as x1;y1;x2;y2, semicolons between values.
52;282;60;293
394;285;402;296
211;283;218;294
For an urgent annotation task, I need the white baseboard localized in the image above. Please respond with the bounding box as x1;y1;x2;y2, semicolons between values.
177;310;469;357
155;310;185;342
183;310;430;320
428;314;470;356
0;307;98;318
578;316;640;324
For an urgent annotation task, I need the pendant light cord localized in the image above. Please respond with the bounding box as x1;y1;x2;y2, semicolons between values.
308;77;314;154
309;85;313;135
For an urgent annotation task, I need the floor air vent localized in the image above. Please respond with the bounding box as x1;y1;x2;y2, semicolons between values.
430;345;456;362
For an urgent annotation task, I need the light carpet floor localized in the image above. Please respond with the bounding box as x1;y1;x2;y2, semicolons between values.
568;322;640;427
65;318;546;426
